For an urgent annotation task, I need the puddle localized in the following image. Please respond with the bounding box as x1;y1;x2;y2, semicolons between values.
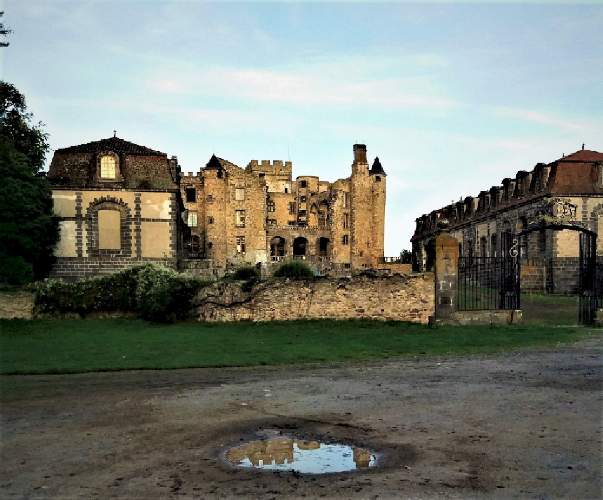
225;437;377;474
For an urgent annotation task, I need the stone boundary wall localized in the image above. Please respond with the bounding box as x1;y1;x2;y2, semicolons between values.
0;291;34;319
194;274;434;323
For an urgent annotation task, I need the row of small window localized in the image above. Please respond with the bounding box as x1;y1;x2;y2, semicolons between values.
185;187;245;203
187;210;246;227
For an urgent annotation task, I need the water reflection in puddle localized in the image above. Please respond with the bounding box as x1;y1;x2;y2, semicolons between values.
225;437;377;474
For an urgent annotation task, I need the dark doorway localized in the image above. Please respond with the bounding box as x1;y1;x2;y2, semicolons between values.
318;237;330;257
270;236;286;258
293;237;308;257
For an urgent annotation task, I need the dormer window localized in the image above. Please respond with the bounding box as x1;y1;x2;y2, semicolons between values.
100;155;117;179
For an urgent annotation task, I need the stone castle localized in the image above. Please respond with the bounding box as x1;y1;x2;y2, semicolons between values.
411;148;603;293
47;137;387;279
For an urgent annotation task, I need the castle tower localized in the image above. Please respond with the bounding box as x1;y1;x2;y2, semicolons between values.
369;156;386;268
350;144;373;269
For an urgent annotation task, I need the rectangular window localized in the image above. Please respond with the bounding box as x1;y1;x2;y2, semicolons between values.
300;196;307;203
267;200;275;212
98;210;121;249
235;188;245;201
187;211;198;227
207;216;214;224
288;202;296;215
235;210;245;227
300;180;307;188
100;156;116;179
266;218;277;226
342;234;349;245
236;236;246;254
185;187;196;202
343;192;350;208
343;213;349;229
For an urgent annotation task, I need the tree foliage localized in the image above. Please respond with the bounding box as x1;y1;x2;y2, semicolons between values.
0;12;11;48
0;82;58;284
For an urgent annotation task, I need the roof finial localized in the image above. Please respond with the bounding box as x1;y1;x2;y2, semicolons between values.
582;143;585;150
113;130;117;138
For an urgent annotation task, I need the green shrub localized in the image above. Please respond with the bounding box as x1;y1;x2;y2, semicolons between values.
230;265;260;281
273;260;315;279
34;264;210;322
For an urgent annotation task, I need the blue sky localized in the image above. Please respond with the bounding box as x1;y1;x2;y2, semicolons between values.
1;1;601;253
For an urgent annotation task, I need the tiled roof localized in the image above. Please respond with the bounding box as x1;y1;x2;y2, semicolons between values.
55;136;166;156
555;149;603;163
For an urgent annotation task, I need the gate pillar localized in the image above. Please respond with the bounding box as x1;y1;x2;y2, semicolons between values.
434;234;459;320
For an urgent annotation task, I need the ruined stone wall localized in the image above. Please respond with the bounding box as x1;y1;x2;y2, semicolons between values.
194;274;434;323
0;291;34;319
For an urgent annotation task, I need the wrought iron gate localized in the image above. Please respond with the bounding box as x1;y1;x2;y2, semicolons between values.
578;231;599;325
458;238;520;311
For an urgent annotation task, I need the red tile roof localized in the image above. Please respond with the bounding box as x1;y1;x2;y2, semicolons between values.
555;149;603;163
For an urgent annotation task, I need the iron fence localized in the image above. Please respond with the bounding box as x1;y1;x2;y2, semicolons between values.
458;256;520;311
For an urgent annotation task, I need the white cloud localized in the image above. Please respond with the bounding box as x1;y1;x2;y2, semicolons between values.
494;106;594;133
148;61;460;111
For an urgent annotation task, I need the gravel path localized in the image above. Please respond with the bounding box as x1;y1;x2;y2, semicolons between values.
1;337;601;499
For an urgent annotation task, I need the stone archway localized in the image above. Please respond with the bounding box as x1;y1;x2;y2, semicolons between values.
317;237;330;257
293;237;308;257
270;236;286;259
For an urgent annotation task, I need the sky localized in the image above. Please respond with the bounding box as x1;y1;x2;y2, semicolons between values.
1;1;602;254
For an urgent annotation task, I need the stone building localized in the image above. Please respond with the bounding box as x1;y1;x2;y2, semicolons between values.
47;135;182;279
47;137;387;279
411;148;603;293
179;143;386;276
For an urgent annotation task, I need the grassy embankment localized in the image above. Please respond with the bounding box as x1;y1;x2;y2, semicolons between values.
0;318;595;375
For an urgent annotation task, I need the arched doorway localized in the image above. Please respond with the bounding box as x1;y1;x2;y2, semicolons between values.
317;237;330;257
293;237;308;258
270;236;286;260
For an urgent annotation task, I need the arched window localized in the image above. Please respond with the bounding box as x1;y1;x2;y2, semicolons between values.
100;155;117;179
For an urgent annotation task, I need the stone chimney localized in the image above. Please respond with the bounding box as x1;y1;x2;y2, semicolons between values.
353;144;368;164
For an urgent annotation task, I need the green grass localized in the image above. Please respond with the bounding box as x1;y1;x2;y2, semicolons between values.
521;294;579;326
0;319;595;375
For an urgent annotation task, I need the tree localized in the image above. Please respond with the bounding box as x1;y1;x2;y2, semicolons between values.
0;12;11;47
0;82;58;284
400;249;412;264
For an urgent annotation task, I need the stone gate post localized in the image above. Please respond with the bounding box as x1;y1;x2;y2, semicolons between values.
434;234;459;320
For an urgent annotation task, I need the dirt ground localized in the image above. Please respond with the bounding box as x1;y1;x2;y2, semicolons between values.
1;337;601;499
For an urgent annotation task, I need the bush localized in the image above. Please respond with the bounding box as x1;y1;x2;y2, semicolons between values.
273;260;315;279
34;264;210;322
230;265;260;281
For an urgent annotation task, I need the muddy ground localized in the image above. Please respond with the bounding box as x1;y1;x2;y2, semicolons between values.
1;337;601;499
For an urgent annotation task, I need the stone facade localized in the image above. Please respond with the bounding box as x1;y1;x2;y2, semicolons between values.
411;149;603;293
48;136;182;279
47;137;387;280
193;274;434;323
180;144;386;275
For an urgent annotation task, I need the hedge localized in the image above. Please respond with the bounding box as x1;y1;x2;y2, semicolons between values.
34;264;210;322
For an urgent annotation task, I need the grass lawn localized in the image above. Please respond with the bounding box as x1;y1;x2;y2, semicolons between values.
521;293;579;326
0;319;595;375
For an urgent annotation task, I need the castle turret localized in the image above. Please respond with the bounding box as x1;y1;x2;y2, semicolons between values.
370;157;386;267
350;144;384;269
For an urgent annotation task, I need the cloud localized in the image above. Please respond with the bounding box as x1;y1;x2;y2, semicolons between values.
148;61;460;111
493;106;594;132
